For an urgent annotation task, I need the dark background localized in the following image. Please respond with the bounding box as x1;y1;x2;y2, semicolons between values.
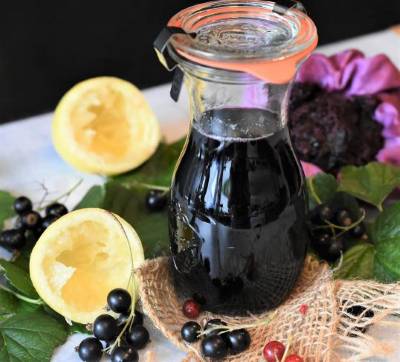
0;0;399;123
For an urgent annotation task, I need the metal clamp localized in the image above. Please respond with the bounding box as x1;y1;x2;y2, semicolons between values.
154;27;196;102
273;0;306;15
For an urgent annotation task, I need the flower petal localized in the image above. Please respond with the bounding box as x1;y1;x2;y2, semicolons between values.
375;92;400;138
297;49;400;96
301;161;322;177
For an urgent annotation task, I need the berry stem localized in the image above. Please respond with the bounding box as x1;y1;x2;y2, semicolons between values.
281;336;292;361
130;182;169;192
0;284;43;305
37;178;83;211
311;209;366;235
325;209;366;235
103;279;137;353
103;213;139;354
307;178;322;205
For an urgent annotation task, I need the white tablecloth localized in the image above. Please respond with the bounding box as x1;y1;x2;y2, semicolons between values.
1;28;400;362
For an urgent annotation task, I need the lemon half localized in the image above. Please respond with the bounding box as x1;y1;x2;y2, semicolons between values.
52;77;161;175
30;208;144;324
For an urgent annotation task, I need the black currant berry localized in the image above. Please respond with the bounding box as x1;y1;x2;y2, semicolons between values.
21;211;42;230
326;238;344;262
227;329;251;354
181;321;201;343
204;319;230;345
318;204;333;221
41;215;59;231
24;229;39;243
125;325;150;349
14;216;25;231
111;346;139;362
145;190;167;212
351;224;365;238
201;335;229;359
93;314;119;341
46;202;68;217
133;310;144;326
0;229;26;250
311;232;331;248
14;196;32;215
78;337;103;362
107;288;132;314
336;209;352;227
117;313;129;328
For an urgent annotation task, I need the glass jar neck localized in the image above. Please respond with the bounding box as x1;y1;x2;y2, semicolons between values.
180;61;293;140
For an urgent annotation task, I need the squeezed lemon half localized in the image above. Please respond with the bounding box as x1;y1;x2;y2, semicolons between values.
29;208;144;324
52;77;161;175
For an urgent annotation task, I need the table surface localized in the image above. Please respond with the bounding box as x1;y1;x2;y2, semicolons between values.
1;28;400;362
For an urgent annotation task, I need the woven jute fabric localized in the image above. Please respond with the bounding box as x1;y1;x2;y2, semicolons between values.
136;257;400;362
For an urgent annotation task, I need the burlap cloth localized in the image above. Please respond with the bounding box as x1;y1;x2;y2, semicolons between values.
136;257;400;361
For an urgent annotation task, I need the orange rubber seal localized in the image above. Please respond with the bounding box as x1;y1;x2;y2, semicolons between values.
166;0;318;84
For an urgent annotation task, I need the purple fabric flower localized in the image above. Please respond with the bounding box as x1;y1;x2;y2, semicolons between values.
296;49;400;176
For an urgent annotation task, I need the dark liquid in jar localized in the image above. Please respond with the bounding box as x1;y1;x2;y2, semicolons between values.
169;108;309;315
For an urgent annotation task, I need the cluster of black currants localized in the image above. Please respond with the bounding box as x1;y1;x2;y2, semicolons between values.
0;196;68;251
181;319;251;359
310;204;367;262
77;288;150;362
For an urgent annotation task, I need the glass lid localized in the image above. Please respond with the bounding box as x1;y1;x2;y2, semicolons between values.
165;0;318;83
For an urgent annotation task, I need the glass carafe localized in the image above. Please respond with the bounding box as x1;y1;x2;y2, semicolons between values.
155;0;317;315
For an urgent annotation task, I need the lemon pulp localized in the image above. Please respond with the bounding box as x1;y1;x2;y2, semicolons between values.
71;87;131;162
52;77;161;175
30;209;144;323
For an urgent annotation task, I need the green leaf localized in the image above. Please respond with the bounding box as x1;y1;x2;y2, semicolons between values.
68;322;89;336
306;173;338;208
338;162;400;210
0;289;40;322
76;182;169;258
0;191;15;228
111;138;186;188
370;202;400;281
12;232;39;272
0;290;18;317
75;138;195;257
0;261;38;299
40;305;88;335
0;334;10;361
74;185;106;209
0;311;68;362
374;238;400;282
334;243;375;280
370;202;400;241
12;255;30;273
374;256;400;282
15;302;41;314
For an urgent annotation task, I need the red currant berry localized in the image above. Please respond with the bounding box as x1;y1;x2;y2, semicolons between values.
182;299;201;319
263;340;285;362
299;304;308;315
285;354;304;362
